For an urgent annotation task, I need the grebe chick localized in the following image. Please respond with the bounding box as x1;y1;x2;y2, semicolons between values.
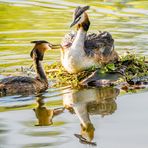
61;6;119;73
0;40;54;96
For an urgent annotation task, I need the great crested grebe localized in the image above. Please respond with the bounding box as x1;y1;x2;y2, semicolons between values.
61;6;119;73
0;40;56;95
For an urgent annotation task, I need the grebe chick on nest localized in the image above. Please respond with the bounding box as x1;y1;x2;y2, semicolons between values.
61;6;119;73
0;41;57;96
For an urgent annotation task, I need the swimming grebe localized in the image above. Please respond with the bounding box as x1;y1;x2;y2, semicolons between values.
61;6;119;73
0;40;54;95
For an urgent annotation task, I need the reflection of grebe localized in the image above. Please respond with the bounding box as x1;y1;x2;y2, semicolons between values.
61;6;118;73
33;97;64;126
63;87;119;144
0;41;57;95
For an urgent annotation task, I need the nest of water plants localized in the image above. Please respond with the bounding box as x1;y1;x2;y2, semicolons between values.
45;53;148;88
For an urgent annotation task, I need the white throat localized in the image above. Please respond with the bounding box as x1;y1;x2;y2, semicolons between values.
71;28;86;51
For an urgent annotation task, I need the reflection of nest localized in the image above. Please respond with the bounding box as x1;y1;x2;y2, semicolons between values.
87;99;117;116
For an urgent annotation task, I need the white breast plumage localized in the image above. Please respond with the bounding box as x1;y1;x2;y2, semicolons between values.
61;29;97;73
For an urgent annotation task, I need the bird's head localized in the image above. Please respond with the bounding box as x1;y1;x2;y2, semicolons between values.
70;6;90;28
30;40;59;61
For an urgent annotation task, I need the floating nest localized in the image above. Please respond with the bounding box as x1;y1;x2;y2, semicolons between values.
45;53;148;88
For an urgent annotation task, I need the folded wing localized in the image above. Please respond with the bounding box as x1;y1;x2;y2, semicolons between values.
84;31;114;57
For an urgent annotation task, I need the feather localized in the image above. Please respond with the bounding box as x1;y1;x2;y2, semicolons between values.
62;31;114;57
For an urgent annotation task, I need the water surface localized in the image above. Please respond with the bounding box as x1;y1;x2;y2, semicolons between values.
0;0;148;148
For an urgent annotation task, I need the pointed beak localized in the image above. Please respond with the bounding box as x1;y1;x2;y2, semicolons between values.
70;20;77;28
70;15;81;28
49;44;61;49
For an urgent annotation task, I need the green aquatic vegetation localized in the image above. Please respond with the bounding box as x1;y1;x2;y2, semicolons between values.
116;54;148;81
45;53;148;88
45;62;94;88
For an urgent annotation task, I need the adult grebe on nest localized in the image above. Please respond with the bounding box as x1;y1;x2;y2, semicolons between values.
0;40;57;95
61;6;119;73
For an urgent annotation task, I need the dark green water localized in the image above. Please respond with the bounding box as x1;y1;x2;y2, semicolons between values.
0;0;148;148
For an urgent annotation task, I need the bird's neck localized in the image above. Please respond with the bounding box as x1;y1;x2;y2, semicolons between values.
71;14;90;49
71;28;86;49
34;59;48;83
77;13;90;32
